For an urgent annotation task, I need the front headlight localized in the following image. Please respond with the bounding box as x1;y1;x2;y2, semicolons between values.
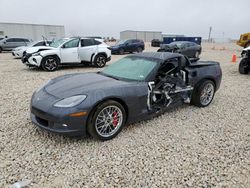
54;95;87;108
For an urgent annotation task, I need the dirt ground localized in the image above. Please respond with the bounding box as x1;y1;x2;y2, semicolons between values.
0;42;249;187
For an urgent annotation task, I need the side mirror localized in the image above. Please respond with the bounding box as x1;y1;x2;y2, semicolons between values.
61;44;65;48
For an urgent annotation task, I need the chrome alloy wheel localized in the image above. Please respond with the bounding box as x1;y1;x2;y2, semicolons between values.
44;58;57;71
200;83;215;106
95;105;123;137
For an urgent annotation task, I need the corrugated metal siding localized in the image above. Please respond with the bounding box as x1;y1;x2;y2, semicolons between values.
120;30;162;42
0;23;65;40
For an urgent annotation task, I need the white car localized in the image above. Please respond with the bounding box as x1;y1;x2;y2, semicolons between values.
22;38;111;71
12;40;51;58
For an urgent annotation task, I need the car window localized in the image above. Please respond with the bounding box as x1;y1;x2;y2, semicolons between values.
16;38;25;42
34;41;45;46
6;38;15;42
23;39;30;42
81;39;96;47
63;39;79;48
94;40;102;45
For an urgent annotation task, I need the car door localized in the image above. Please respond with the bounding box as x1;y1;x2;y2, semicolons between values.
125;40;134;52
79;39;97;62
15;38;26;48
180;43;190;57
60;38;80;63
3;38;16;50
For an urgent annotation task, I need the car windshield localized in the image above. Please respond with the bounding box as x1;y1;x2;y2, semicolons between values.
116;40;125;45
50;39;68;48
101;57;157;81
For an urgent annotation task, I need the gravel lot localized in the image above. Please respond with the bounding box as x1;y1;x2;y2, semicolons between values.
0;43;249;187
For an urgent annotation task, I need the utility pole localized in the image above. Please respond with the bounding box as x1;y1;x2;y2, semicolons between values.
208;26;212;42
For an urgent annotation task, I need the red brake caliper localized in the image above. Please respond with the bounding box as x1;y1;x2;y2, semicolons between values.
112;111;118;127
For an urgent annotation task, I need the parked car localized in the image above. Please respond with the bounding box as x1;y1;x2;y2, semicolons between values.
22;37;111;71
157;41;202;58
12;40;52;58
30;52;222;140
0;37;31;53
110;39;145;54
151;39;162;47
241;46;250;57
239;48;250;74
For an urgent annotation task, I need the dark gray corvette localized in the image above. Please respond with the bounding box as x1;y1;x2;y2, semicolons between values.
31;52;222;140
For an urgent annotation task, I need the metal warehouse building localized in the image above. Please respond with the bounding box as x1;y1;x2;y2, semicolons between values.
120;30;162;42
0;22;65;41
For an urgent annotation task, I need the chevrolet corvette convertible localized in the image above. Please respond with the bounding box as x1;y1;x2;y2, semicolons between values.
31;52;222;140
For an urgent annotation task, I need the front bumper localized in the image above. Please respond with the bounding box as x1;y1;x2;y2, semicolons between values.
22;54;42;67
12;51;23;58
111;48;119;54
31;107;88;137
30;90;89;137
106;56;111;62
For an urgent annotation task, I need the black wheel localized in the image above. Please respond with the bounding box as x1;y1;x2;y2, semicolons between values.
194;51;200;58
239;58;250;74
119;48;124;55
87;100;126;140
191;80;215;107
0;47;2;53
94;54;106;68
137;47;143;53
41;56;59;71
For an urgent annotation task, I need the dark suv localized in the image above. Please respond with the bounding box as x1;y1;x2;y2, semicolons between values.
110;39;145;55
0;37;31;53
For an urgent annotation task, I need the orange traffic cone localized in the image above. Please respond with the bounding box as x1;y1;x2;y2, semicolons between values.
232;54;237;63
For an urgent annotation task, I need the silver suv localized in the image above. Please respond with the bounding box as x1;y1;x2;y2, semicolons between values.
0;37;31;53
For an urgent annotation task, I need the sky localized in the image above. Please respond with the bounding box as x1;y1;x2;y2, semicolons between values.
0;0;249;39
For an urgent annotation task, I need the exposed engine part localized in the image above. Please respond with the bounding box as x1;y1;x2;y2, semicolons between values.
148;68;193;110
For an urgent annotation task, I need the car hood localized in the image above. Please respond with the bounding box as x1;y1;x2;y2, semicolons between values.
26;46;55;54
13;46;28;51
44;73;130;98
110;44;122;48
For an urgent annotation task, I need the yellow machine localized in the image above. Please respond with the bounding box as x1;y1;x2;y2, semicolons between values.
237;32;250;48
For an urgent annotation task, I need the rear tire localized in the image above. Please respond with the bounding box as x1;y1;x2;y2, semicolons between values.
137;47;143;53
0;47;2;53
239;58;250;74
94;54;106;68
87;100;126;140
41;56;59;71
191;80;215;107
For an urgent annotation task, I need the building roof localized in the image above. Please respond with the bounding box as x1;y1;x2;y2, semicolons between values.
0;22;64;27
